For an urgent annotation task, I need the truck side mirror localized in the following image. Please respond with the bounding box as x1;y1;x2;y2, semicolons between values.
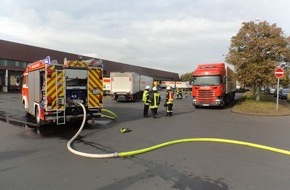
190;77;196;85
16;75;22;87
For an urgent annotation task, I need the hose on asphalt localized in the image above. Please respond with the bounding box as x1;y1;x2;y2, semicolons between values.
67;103;118;158
67;103;290;158
100;108;117;119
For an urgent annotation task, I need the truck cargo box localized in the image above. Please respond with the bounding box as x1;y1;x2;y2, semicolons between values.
110;72;153;101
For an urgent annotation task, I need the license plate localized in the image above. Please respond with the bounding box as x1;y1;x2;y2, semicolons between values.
203;104;210;106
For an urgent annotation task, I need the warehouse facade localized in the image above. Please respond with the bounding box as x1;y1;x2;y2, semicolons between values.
0;40;179;92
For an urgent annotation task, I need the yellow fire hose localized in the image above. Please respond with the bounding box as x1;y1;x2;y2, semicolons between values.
100;108;117;120
67;103;290;158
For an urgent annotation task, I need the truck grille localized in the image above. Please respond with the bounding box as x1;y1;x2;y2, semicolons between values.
197;90;214;101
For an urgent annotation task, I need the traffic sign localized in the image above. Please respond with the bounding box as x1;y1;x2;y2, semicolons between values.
275;67;284;78
275;67;284;111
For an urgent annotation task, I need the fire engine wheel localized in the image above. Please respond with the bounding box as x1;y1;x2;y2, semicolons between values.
25;110;30;117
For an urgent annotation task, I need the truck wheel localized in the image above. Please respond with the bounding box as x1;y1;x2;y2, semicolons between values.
224;95;230;105
232;93;235;101
134;93;138;100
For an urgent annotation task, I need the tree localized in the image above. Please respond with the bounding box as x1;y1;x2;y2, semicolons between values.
285;36;290;62
225;20;289;101
180;72;192;81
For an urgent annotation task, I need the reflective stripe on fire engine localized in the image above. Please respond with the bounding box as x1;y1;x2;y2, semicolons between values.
56;70;65;110
46;65;57;111
88;68;103;108
65;60;88;68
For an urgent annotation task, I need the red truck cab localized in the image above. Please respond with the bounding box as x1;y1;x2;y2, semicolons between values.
191;63;236;108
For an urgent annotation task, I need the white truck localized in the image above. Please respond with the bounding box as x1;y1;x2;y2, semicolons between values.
175;81;191;89
161;81;191;89
161;81;176;89
110;72;153;101
103;77;111;95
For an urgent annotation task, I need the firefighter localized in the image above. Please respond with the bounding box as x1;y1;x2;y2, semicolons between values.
149;86;161;118
179;88;183;99
176;88;182;99
164;86;174;116
184;88;189;98
142;85;151;117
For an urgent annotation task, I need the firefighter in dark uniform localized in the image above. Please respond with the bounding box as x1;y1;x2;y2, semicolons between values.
142;85;151;117
176;87;183;99
164;86;174;116
149;86;161;118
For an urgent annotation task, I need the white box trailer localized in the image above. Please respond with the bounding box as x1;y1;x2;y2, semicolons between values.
162;81;176;88
175;81;187;89
175;81;191;89
103;77;111;95
161;81;191;89
110;72;153;101
225;65;237;94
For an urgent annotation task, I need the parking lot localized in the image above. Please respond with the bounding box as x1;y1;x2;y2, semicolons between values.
1;92;290;190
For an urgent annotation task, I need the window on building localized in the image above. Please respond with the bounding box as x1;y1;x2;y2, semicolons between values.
3;60;8;66
8;60;14;66
0;59;4;66
20;61;27;68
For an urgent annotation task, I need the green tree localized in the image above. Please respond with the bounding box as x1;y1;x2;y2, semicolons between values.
225;20;289;101
180;72;192;81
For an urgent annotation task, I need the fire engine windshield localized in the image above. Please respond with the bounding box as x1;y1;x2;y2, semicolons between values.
192;76;222;86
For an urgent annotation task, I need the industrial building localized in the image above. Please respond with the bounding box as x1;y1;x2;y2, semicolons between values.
0;39;179;92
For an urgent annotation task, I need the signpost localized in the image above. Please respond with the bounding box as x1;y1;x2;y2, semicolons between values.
275;67;284;111
275;68;284;78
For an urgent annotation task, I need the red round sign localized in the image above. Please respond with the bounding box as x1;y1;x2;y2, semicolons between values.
275;68;284;78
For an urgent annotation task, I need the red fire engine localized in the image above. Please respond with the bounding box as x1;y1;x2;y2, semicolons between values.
18;56;103;126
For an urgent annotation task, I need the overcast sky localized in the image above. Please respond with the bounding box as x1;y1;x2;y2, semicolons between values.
1;0;290;75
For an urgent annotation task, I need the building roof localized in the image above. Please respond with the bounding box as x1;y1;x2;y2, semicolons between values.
0;39;179;81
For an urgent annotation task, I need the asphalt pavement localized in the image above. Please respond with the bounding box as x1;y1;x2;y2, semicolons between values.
0;92;290;190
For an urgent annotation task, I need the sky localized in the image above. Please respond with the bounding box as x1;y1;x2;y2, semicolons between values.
1;0;290;75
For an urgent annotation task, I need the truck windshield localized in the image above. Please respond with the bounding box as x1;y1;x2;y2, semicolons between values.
192;76;222;86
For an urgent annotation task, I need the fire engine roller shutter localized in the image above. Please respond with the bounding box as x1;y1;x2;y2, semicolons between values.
56;70;65;110
88;67;103;108
46;65;65;111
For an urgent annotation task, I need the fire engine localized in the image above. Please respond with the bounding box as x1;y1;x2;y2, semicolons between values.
18;56;103;126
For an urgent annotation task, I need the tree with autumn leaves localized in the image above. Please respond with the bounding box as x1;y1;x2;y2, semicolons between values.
180;72;192;81
225;20;290;101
